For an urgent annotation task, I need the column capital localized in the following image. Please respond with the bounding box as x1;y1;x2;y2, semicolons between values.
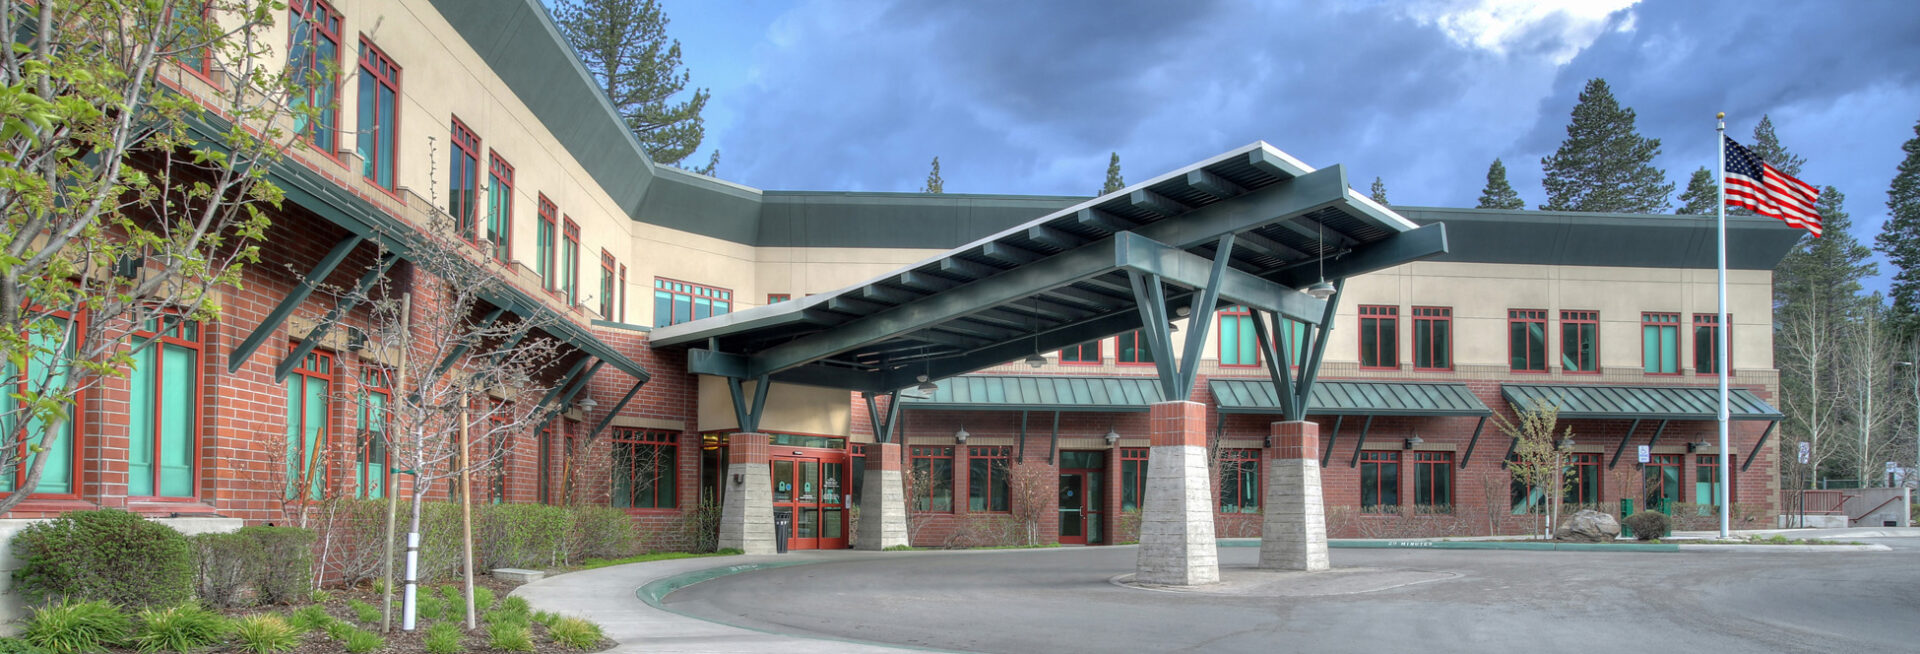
1149;400;1208;447
728;432;769;464
1269;420;1319;460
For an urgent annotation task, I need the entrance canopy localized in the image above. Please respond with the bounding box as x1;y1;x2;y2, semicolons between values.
1211;379;1491;417
1501;384;1782;421
653;142;1447;394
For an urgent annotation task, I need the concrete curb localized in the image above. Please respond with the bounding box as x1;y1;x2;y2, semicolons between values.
1674;543;1892;552
1216;538;1892;553
634;560;958;653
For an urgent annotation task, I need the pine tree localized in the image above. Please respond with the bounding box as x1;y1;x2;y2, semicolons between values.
1876;118;1920;332
1676;167;1718;215
1370;177;1389;205
1751;114;1808;177
553;0;713;169
1539;78;1674;213
1476;158;1524;209
922;156;944;194
1101;152;1125;194
1775;187;1876;491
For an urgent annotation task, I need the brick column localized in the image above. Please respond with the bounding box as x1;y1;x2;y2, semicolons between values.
1260;420;1329;571
1135;401;1218;585
717;433;775;554
855;441;909;550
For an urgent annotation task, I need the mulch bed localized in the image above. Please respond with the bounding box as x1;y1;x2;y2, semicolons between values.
232;574;613;654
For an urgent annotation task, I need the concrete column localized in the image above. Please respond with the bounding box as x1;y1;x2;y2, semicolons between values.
1135;401;1219;585
855;441;909;550
1260;420;1329;571
717;433;775;554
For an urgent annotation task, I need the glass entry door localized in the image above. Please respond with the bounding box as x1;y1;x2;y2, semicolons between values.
1057;471;1103;545
772;454;848;549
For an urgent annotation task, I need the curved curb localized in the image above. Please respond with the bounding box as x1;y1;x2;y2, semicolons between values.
1218;539;1680;552
635;559;961;653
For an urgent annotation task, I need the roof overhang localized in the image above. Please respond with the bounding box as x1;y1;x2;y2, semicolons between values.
1211;378;1492;417
654;142;1447;393
900;375;1164;412
1501;384;1782;421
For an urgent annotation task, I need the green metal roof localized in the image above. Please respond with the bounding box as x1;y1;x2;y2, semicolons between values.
1501;384;1782;421
1209;379;1491;417
900;375;1165;412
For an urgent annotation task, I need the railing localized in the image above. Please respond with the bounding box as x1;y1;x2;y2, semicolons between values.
1784;489;1848;514
1849;495;1904;526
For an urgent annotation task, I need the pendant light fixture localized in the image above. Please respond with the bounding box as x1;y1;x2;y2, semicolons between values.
1304;219;1336;300
1023;296;1048;367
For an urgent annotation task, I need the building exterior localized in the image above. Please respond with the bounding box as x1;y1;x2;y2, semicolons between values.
9;0;1798;556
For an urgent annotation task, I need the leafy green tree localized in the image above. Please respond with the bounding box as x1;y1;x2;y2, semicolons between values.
1476;159;1525;209
1369;177;1389;205
1676;167;1718;215
0;1;298;515
1777;187;1876;489
553;0;714;170
1540;78;1673;213
1101;152;1125;194
922;157;944;193
1877;118;1920;335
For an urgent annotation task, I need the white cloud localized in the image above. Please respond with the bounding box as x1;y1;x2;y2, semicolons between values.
1396;0;1640;64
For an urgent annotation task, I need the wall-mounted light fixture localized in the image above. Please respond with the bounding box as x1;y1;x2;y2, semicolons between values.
1403;435;1423;450
1105;428;1120;446
954;425;970;444
1688;441;1711;453
576;397;599;413
731;473;744;486
1558;437;1576;450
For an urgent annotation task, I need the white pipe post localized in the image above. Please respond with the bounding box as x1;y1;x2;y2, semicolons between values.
1715;113;1732;539
402;531;419;630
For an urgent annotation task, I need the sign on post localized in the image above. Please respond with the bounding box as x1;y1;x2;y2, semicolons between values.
1798;442;1811;465
1637;445;1650;464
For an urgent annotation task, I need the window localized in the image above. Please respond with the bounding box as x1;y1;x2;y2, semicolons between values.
1116;329;1154;365
599;251;617;318
1360;451;1400;512
618;264;629;323
355;39;400;189
1644;454;1681;511
284;348;333;500
1120;447;1148;512
1641;312;1680;374
562;218;581;306
1412;451;1451;510
1561;310;1598;373
355;367;392;500
967;446;1011;512
536;196;556;290
611;429;677;509
536;422;560;505
172;2;215;78
1218;306;1257;367
1694;314;1730;374
449;117;480;241
767;294;791;304
1694;454;1733;513
3;312;85;497
1411;307;1451;371
288;0;341;153
653;279;732;327
1218;448;1259;513
1508;309;1547;372
1564;453;1600;506
486;152;513;263
910;446;953;512
1358;305;1398;369
1060;340;1101;365
128;318;200;499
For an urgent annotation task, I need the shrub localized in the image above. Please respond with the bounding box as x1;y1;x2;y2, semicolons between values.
417;593;448;622
322;620;355;642
347;599;380;625
478;504;571;569
11;510;193;609
129;604;229;653
0;638;48;654
532;611;562;628
497;595;531;616
287;605;332;633
1622;511;1670;540
188;532;260;608
237;527;315;605
486;623;534;652
548;617;603;650
483;608;528;628
230;615;300;654
20;599;132;654
567;506;635;562
305;589;331;604
473;586;496;614
340;628;383;654
422;622;463;654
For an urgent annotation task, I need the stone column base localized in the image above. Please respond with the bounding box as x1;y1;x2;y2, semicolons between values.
856;442;909;550
1135;401;1219;586
1260;420;1329;571
716;433;775;554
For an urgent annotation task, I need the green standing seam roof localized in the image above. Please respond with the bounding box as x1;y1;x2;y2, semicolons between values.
1500;384;1782;420
1209;379;1491;416
900;376;1166;412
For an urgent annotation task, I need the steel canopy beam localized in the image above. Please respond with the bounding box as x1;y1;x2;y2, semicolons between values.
230;235;363;372
276;253;396;382
1458;416;1489;468
1113;232;1325;324
1742;421;1776;472
1610;419;1643;469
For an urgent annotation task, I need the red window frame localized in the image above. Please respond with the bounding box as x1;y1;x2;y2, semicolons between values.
562;217;581;306
1218;448;1260;513
1116;329;1154;366
1358;305;1398;370
285;347;334;500
486;151;514;263
909;446;954;513
1508;309;1548;373
3;309;88;501
1693;314;1731;375
611;428;678;510
1060;339;1102;365
1642;312;1681;376
1560;310;1598;374
1411;306;1451;371
1645;453;1682;507
1120;447;1149;511
536;195;557;291
1411;451;1451;509
449;117;481;243
356;366;392;501
129;317;203;501
1359;450;1400;511
966;445;1012;513
1565;452;1601;505
618;264;629;323
173;2;216;80
653;278;733;327
1694;453;1735;508
599;250;617;319
356;38;401;190
767;294;792;304
288;0;342;154
1217;306;1258;368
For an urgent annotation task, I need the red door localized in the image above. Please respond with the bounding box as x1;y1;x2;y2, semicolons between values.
771;453;849;549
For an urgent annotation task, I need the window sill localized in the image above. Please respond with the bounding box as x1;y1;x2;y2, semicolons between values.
127;500;222;518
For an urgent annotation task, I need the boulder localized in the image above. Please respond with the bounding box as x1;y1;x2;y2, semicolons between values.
1553;509;1621;543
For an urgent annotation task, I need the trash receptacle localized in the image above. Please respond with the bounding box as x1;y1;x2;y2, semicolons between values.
773;510;792;554
1619;498;1634;538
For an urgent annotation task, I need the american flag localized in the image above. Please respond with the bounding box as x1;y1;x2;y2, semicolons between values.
1724;135;1821;237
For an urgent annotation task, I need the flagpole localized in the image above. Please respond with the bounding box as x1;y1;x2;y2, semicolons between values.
1715;112;1732;539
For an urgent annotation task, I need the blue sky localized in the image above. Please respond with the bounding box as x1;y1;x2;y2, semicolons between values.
641;0;1920;291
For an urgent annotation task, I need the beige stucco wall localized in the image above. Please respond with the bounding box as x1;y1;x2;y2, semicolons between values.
696;377;852;436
